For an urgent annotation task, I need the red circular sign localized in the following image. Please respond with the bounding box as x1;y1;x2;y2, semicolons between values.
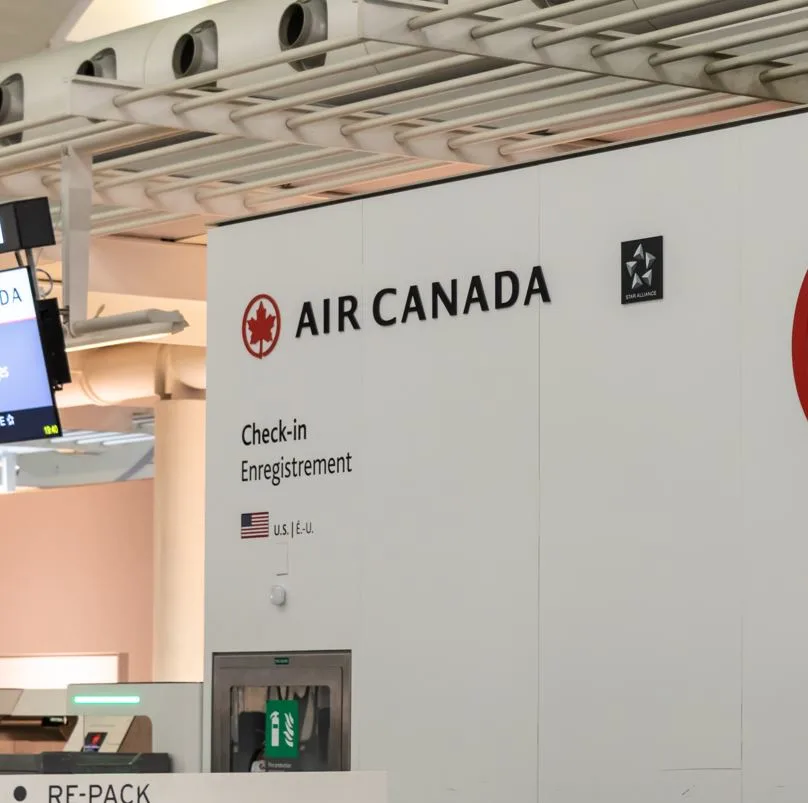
242;294;281;359
793;270;808;420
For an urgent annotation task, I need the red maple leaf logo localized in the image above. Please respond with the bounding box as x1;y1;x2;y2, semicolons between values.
242;294;282;359
247;301;276;345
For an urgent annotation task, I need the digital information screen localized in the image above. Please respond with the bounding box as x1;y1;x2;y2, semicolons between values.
0;267;61;444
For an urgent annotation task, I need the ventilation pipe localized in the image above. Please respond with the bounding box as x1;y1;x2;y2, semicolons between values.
172;20;219;81
56;343;206;408
77;48;118;80
278;0;328;71
75;49;119;125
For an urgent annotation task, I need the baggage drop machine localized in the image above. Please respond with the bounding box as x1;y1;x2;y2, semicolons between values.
0;683;201;774
64;682;202;772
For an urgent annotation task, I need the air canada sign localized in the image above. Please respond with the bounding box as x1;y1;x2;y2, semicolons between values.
242;266;550;358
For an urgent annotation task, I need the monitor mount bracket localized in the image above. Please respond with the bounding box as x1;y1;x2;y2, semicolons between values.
60;146;92;334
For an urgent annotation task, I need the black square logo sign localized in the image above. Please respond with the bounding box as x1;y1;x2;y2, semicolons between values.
621;236;663;304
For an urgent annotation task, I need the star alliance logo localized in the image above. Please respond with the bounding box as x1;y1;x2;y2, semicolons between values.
621;235;663;305
626;243;655;289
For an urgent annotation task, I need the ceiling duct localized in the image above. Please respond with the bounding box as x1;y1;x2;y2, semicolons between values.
0;74;23;146
278;0;328;71
57;343;206;408
0;0;777;158
172;20;219;83
0;0;498;148
77;48;117;80
76;49;118;124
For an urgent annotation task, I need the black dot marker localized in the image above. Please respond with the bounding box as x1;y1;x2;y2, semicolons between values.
13;787;26;802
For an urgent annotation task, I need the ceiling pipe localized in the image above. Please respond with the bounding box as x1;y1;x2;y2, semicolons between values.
532;0;771;33
57;342;206;408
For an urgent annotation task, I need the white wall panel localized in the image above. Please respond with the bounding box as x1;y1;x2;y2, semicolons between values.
205;200;365;657
736;113;808;803
206;169;542;803
358;170;541;803
206;108;808;803
204;201;366;765
538;130;744;803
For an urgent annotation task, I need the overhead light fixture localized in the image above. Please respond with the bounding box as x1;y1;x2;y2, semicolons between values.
64;309;189;352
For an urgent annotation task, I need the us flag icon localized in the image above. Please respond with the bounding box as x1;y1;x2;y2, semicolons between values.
241;512;269;539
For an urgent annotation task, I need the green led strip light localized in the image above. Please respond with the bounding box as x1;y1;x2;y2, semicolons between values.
71;695;141;705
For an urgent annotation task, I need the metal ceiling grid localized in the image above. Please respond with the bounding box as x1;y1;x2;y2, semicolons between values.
0;0;806;237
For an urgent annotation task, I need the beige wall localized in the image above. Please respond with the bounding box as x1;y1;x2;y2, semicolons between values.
0;480;154;681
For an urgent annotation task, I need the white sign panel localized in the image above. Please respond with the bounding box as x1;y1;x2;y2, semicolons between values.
207;109;808;803
0;772;386;803
206;169;545;800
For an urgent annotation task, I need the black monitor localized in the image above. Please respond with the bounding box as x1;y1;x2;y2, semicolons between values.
37;297;72;389
0;197;56;255
0;267;62;444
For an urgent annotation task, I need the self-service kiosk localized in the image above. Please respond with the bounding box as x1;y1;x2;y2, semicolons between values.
0;683;202;774
66;682;202;772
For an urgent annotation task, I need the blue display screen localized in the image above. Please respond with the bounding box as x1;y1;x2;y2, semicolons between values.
0;267;61;444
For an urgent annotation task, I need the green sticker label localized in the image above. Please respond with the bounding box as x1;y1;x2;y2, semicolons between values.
265;699;299;759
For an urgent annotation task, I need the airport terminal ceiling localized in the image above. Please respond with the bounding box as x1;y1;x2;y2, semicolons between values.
1;0;808;489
